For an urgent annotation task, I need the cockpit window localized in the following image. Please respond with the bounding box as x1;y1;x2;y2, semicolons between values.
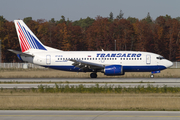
156;56;165;60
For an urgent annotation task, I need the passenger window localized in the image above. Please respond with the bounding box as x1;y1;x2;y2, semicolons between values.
107;58;109;60
134;58;136;60
82;58;83;60
129;58;131;60
84;58;86;60
112;58;114;60
132;58;133;60
115;58;117;60
99;58;100;60
96;58;97;60
140;58;142;60
110;58;111;60
126;58;128;60
87;58;89;60
123;58;125;60
157;56;164;60
137;58;139;60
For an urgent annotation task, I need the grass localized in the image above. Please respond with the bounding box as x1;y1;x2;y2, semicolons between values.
39;84;180;93
0;84;180;110
0;84;180;94
0;93;180;111
0;68;180;78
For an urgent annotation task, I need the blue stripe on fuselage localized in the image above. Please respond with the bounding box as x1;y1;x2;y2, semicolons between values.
123;66;166;72
42;65;166;72
43;66;87;72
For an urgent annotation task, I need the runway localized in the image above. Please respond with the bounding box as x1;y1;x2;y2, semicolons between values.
1;78;180;82
0;111;180;120
0;82;180;88
0;78;180;88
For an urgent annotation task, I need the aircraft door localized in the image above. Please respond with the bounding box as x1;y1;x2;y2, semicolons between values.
101;55;105;63
146;54;151;64
46;55;51;65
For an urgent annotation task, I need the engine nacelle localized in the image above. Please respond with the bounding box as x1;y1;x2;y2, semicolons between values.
104;65;123;75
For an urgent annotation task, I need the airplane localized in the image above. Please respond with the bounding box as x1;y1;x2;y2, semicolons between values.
8;20;173;78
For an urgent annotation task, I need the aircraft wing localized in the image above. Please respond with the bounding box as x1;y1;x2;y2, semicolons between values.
8;49;34;57
69;59;104;70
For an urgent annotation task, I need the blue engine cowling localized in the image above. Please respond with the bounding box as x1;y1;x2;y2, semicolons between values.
104;65;123;75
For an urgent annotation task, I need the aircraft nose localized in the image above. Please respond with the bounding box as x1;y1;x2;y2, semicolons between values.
166;60;173;68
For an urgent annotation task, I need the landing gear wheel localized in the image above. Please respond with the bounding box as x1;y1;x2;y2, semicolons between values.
150;74;154;78
90;73;97;78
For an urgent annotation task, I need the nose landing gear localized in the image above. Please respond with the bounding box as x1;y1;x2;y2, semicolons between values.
150;74;154;78
150;71;160;78
90;73;97;78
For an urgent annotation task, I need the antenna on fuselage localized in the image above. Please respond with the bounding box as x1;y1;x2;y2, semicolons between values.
102;49;104;51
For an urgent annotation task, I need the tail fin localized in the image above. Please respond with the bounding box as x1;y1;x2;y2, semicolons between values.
14;20;46;52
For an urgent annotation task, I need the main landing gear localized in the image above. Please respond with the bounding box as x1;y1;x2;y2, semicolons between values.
90;72;97;78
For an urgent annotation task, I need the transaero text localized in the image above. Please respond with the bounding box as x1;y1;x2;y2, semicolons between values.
97;53;142;57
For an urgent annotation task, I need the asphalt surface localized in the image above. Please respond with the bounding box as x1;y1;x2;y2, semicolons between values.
0;82;180;88
0;111;180;120
0;78;180;88
0;78;180;83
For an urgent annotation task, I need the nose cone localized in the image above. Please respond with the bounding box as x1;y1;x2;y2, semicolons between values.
165;60;173;68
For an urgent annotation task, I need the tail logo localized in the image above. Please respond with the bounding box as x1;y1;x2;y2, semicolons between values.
17;22;46;52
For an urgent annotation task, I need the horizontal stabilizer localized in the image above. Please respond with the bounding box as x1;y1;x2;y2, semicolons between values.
8;49;34;57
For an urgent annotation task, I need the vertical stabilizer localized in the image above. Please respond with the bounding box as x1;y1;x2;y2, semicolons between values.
14;20;46;52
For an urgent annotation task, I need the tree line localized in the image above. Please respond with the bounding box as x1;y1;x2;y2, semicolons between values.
0;12;180;62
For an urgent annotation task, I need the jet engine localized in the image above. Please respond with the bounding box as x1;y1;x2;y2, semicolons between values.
104;65;124;75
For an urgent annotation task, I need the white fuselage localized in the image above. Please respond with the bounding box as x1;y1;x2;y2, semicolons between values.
21;50;173;72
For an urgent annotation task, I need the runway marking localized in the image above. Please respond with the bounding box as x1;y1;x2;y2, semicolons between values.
0;115;180;117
